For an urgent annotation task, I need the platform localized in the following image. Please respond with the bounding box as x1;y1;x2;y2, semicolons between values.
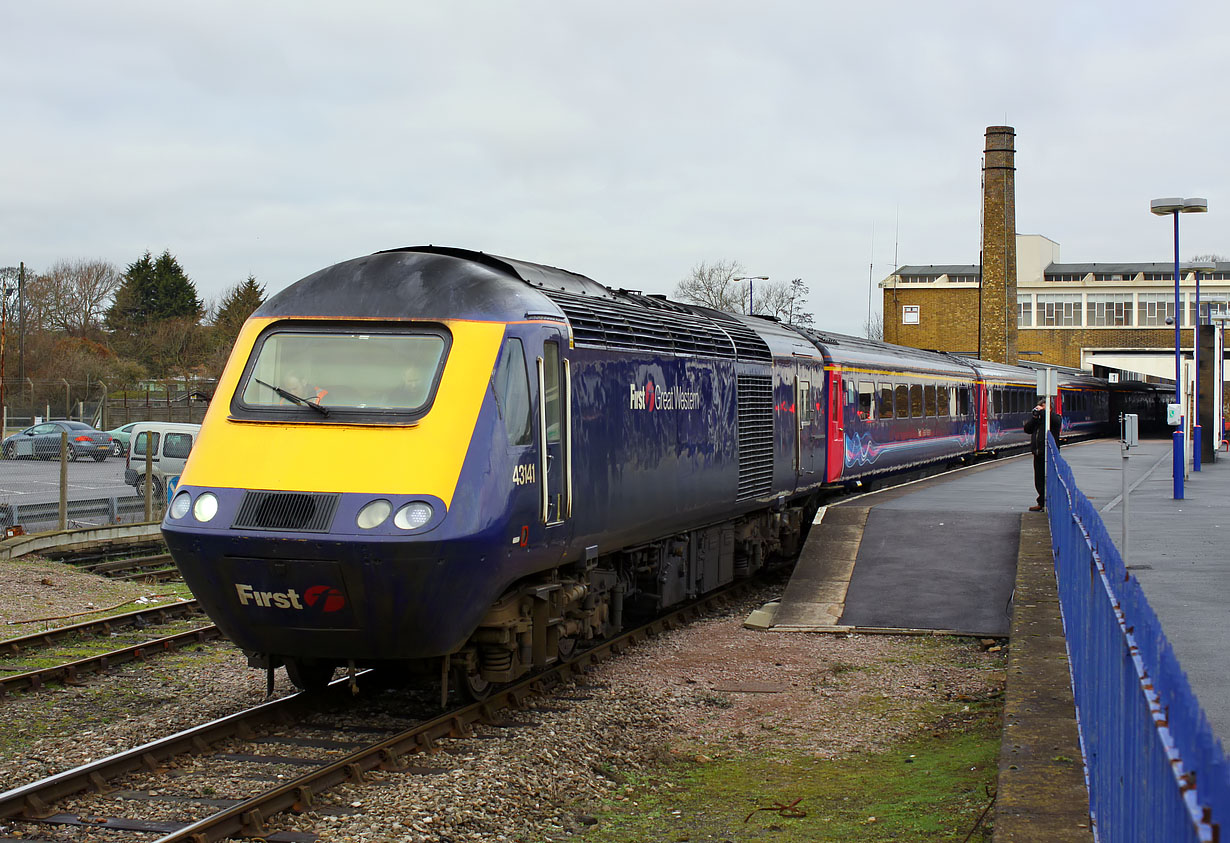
767;453;1041;637
758;437;1230;745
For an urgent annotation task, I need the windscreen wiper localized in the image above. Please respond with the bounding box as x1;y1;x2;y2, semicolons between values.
254;378;330;417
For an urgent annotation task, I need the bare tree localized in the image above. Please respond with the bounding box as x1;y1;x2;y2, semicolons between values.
1189;253;1228;263
755;278;815;329
673;259;747;313
863;311;884;341
36;259;120;336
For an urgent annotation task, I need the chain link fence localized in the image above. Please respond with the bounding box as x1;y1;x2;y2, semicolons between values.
0;379;212;533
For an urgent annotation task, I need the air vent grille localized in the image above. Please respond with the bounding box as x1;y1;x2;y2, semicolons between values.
232;491;340;532
539;291;771;362
736;375;774;500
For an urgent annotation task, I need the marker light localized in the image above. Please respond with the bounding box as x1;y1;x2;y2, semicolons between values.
169;491;191;519
394;501;434;530
357;499;392;529
193;492;219;523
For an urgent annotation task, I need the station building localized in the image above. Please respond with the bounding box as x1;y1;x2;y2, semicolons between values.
881;233;1230;382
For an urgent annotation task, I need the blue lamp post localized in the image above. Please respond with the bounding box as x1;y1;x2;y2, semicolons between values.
734;276;769;315
1185;259;1217;470
1151;197;1208;499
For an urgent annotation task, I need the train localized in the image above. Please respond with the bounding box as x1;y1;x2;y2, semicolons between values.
161;246;1170;695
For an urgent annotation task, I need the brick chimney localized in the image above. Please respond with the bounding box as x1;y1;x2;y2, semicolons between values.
980;127;1017;364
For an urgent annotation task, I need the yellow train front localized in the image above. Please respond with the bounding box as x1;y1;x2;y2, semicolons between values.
162;248;624;692
165;245;834;695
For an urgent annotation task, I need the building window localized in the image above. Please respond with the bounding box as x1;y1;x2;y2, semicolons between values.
1086;294;1133;327
899;275;930;284
1045;273;1087;282
1095;273;1130;281
946;274;978;283
1143;272;1173;282
1017;294;1033;327
1036;294;1082;327
1138;293;1179;327
1195;293;1230;325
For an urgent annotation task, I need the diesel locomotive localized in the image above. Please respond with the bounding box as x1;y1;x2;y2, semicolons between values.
162;246;1124;694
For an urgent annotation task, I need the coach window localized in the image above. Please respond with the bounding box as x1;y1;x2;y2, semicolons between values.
992;389;1002;415
799;381;811;425
895;384;908;418
938;385;950;417
493;338;532;446
959;387;971;416
909;384;923;418
880;384;894;419
857;382;874;420
924;384;937;416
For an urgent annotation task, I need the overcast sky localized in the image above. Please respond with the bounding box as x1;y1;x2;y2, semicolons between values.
3;1;1227;335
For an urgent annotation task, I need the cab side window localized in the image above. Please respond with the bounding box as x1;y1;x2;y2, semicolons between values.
543;341;561;444
493;338;532;446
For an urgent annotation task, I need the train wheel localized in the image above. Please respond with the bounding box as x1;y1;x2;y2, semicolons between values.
452;664;492;702
285;659;337;692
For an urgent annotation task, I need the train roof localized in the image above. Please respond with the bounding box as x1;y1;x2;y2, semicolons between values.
797;329;979;378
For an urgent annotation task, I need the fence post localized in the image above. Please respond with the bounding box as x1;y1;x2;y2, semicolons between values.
59;430;68;531
144;441;153;522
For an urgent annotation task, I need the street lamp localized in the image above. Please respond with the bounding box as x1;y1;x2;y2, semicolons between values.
733;276;769;315
1211;307;1230;458
1151;196;1208;499
1184;259;1217;470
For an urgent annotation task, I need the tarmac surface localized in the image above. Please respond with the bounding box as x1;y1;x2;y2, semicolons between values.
768;435;1229;742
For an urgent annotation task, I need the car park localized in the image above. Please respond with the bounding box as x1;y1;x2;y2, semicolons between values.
1;420;113;461
105;421;142;456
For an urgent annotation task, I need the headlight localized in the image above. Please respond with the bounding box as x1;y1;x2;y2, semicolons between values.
193;492;219;523
394;501;434;530
169;491;191;519
356;499;392;529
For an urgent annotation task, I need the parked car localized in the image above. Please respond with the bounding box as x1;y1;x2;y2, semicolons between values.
105;421;143;457
124;422;202;499
1;420;114;462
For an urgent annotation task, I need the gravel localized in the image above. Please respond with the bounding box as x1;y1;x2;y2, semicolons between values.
0;559;1005;842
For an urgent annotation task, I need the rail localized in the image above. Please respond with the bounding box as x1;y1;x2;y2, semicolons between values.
1046;434;1229;841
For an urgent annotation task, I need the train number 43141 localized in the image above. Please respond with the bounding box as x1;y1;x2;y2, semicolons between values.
512;463;536;486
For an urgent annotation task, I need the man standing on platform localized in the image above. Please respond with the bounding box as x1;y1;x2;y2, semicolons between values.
1024;397;1061;512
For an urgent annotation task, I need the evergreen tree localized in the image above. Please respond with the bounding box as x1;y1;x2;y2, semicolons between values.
106;249;202;331
213;274;265;337
105;249;204;376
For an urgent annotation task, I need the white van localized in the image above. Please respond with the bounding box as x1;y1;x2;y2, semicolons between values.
124;422;202;499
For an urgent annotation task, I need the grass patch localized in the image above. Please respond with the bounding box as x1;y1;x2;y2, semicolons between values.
575;699;1000;843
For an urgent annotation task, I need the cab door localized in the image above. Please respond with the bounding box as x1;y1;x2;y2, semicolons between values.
535;332;573;542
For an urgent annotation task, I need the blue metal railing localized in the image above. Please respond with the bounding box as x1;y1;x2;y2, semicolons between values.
1046;434;1230;841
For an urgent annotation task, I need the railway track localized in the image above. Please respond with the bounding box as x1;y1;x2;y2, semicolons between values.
43;538;180;579
0;600;220;697
0;582;747;842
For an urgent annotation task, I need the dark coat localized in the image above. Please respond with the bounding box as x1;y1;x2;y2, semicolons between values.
1023;410;1062;456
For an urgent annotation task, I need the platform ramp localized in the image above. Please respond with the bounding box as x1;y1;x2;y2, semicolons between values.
759;455;1040;637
